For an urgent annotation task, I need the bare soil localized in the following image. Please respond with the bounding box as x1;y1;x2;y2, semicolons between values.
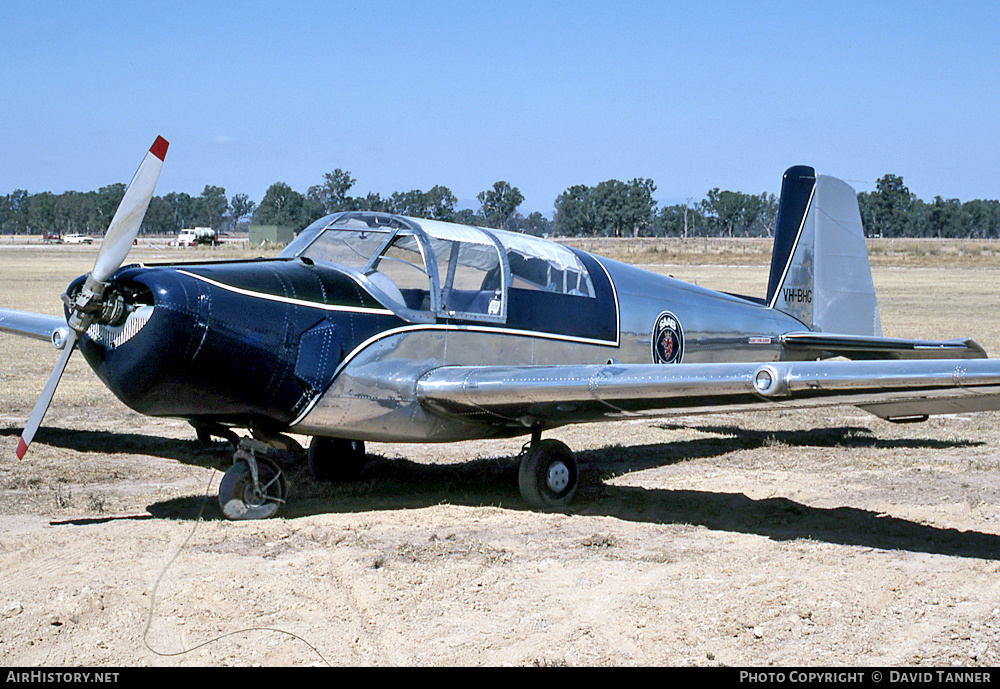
2;240;1000;667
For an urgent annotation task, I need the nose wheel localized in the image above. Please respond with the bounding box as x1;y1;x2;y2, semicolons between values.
518;438;578;509
219;441;287;520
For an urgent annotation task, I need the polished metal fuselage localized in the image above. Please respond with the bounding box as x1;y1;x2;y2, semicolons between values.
292;254;807;442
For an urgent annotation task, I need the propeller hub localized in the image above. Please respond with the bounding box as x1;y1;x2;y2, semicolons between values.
65;273;112;332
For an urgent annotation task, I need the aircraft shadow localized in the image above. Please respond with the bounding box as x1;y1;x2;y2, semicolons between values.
138;424;1000;561
0;425;229;467
5;422;980;473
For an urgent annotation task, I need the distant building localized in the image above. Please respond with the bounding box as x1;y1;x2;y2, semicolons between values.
248;224;295;246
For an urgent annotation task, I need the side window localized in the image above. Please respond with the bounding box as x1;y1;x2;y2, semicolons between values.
368;235;432;312
506;254;552;292
431;238;503;319
494;231;595;298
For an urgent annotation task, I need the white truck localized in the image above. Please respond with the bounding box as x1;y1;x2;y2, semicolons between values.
177;227;218;246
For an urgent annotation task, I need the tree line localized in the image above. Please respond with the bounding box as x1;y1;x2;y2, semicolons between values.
3;170;999;240
856;174;1000;239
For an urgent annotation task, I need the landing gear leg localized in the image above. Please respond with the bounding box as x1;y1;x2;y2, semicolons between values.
517;436;578;509
190;421;239;447
218;438;288;520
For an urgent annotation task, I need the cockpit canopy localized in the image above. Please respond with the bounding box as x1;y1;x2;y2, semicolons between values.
281;212;595;324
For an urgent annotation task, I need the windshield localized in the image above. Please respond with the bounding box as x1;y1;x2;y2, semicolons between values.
294;214;403;269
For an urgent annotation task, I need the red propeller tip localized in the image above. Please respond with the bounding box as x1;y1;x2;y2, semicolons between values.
15;437;28;460
150;136;169;161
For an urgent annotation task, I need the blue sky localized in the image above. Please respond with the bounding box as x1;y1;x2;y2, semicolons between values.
4;1;999;216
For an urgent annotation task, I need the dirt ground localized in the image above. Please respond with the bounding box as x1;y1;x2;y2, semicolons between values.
3;242;1000;667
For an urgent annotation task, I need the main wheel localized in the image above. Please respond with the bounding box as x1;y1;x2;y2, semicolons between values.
219;457;287;520
308;437;366;481
518;439;578;509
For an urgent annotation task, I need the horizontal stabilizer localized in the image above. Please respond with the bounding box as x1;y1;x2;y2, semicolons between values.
781;332;987;360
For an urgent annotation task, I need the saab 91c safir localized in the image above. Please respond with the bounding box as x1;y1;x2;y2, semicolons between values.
4;137;1000;519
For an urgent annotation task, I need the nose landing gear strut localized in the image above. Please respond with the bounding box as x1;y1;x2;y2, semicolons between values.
218;438;288;520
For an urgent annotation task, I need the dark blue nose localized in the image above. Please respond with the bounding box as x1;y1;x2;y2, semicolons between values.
69;259;388;431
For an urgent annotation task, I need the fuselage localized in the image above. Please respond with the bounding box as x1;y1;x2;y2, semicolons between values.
70;212;808;442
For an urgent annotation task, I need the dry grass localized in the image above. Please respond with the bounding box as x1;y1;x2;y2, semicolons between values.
559;236;774;266
866;238;1000;266
558;236;1000;269
0;241;282;313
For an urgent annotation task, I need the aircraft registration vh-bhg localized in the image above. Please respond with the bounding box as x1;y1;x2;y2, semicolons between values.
4;137;1000;520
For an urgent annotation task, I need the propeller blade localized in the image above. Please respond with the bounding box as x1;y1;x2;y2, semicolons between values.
15;329;79;459
92;136;169;283
17;136;168;460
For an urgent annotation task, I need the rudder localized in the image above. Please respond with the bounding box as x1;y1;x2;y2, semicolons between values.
766;166;882;337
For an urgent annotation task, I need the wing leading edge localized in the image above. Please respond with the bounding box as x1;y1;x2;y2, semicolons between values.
416;359;1000;428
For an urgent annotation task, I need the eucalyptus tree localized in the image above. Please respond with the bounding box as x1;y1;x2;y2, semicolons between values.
478;181;524;230
871;174;914;238
553;184;595;236
197;185;228;231
229;193;256;232
308;169;356;214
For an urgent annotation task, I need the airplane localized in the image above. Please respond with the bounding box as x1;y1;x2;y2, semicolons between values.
4;138;1000;521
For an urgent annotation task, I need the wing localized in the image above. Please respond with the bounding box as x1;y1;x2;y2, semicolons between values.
416;358;1000;428
0;307;69;347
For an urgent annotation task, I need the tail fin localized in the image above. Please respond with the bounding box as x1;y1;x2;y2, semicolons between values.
766;166;882;337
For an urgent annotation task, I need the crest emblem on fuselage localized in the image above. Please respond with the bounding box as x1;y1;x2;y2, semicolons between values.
651;311;683;364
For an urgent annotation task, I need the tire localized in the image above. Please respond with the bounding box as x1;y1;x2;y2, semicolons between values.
218;458;287;520
518;439;578;509
308;437;366;481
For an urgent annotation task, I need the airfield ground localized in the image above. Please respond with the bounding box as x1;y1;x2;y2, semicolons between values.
2;237;1000;666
